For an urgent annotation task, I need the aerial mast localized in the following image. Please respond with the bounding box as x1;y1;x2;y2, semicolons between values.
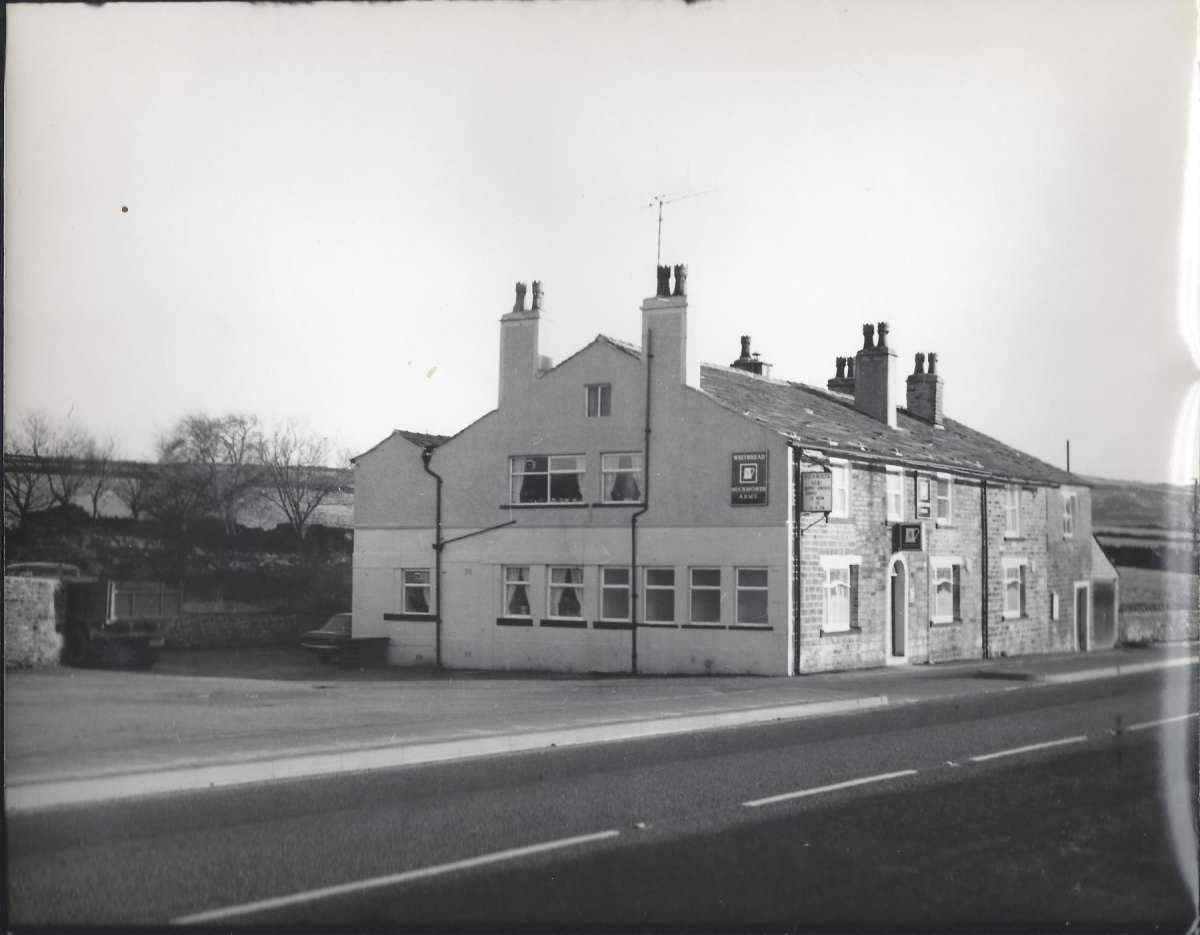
648;189;716;265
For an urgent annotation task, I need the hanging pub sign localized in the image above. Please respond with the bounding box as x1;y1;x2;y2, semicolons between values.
800;471;833;514
731;451;769;505
915;475;933;519
895;522;925;552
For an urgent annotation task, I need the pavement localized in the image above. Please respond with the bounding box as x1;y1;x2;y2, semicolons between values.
4;641;1197;812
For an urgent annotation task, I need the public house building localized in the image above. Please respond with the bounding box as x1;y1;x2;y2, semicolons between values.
351;267;1116;675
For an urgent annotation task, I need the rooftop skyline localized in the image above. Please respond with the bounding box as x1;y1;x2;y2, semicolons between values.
5;1;1198;485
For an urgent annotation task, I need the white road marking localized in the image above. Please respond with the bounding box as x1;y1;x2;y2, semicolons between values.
969;735;1087;762
743;769;918;808
1127;712;1199;732
171;829;620;924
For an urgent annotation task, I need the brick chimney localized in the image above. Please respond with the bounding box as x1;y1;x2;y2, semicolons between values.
730;335;772;379
854;321;898;428
827;355;856;395
642;264;696;392
499;280;542;407
906;351;944;425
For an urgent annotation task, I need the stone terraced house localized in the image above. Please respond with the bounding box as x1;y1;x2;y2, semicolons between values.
351;267;1115;675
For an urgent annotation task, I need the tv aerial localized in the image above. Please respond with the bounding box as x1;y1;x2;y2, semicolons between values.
648;188;716;265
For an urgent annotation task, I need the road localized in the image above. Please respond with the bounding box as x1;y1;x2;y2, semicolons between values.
6;668;1197;930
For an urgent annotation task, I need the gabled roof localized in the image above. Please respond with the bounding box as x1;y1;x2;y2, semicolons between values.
700;363;1080;487
597;334;642;359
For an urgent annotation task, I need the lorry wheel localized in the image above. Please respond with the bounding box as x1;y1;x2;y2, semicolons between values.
131;647;160;669
317;651;333;665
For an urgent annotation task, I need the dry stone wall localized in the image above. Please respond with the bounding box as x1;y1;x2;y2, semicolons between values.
5;577;64;668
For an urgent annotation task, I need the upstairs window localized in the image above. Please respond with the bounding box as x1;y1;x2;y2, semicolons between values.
886;467;904;522
1063;491;1077;538
602;453;643;503
586;384;611;418
1004;486;1021;538
510;455;585;504
830;461;851;519
936;475;953;524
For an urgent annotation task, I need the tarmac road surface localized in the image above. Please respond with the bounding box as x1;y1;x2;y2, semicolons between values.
6;666;1197;929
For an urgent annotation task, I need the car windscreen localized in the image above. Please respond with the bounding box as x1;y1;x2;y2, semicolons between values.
322;615;351;633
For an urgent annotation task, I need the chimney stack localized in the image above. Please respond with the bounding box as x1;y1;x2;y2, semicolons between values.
642;263;696;392
906;350;944;425
498;280;543;407
854;320;899;427
827;355;856;395
730;335;772;379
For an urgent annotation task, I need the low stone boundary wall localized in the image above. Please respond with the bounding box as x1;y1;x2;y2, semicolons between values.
162;613;314;650
5;577;64;669
1120;608;1200;644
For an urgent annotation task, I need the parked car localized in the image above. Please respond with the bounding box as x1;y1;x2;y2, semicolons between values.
301;613;352;664
5;562;83;579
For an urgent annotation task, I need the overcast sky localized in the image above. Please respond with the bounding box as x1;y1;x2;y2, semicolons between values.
5;0;1198;484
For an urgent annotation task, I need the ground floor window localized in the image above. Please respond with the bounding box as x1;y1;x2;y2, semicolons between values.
736;568;768;625
644;568;675;622
1003;561;1027;619
931;558;962;623
690;568;721;624
403;569;432;614
821;557;860;632
600;566;631;621
548;566;584;619
504;566;531;617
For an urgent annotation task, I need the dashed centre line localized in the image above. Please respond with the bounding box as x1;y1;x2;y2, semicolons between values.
171;829;620;924
1127;712;1199;732
743;769;918;808
968;735;1087;762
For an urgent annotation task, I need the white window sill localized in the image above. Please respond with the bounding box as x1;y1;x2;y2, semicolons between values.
930;616;957;626
1001;612;1025;621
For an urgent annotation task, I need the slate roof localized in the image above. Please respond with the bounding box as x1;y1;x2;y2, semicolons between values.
597;334;643;359
700;363;1080;487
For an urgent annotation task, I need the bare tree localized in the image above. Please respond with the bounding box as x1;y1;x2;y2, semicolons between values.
260;421;341;539
144;422;214;535
112;464;157;521
45;421;95;509
210;414;264;534
3;411;56;525
82;436;120;519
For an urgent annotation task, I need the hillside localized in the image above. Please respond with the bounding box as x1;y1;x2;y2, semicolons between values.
1086;476;1196;531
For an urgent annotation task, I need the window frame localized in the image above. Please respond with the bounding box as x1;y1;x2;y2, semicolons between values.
402;568;433;616
930;556;962;624
830;460;851;519
1004;485;1021;538
935;473;953;525
688;567;722;626
1062;490;1077;538
509;454;586;505
502;565;532;618
643;567;676;624
546;565;586;620
735;568;769;627
1002;558;1028;620
819;555;861;633
585;383;612;418
885;466;904;522
600;452;644;504
599;566;632;622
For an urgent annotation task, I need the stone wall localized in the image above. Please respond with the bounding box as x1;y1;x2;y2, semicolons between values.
1119;608;1200;644
162;613;314;650
5;577;64;669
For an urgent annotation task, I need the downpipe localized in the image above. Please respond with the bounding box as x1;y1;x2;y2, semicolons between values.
630;329;652;676
422;446;444;669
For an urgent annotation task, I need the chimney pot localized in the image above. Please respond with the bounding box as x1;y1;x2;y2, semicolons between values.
877;322;889;348
846;356;855;378
672;264;688;297
835;356;846;379
862;324;875;350
531;281;544;312
914;352;925;375
740;335;751;358
514;282;527;313
928;352;938;375
656;265;671;297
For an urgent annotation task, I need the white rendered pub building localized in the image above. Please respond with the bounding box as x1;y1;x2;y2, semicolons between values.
351;268;1116;675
